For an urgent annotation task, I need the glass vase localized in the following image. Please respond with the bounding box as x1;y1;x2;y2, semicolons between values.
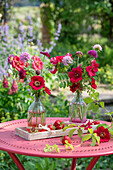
27;94;46;129
69;91;87;123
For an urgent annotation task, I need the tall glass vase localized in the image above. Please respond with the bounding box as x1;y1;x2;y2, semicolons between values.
69;91;87;123
27;93;46;129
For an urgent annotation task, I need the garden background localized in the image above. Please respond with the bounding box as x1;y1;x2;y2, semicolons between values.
0;0;113;169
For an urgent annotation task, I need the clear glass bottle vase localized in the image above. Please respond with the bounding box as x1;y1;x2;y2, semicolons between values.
69;91;87;123
27;94;46;129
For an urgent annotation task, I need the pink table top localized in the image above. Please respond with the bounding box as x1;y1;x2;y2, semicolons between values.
0;118;113;158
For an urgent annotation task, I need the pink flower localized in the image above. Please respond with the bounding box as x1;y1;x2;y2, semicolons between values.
40;51;50;58
11;80;18;93
91;77;97;89
3;76;9;88
32;56;43;70
86;60;99;77
20;52;30;62
69;65;83;83
93;44;102;51
8;55;14;64
8;89;13;95
44;87;51;95
56;55;64;63
12;56;25;71
88;50;97;59
50;57;58;65
49;66;57;74
29;76;45;91
94;126;110;143
75;51;83;57
62;55;73;66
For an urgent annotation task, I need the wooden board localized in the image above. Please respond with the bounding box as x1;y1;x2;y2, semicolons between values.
15;121;98;141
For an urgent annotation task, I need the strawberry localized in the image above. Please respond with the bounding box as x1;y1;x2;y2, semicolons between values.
53;120;65;129
61;136;71;145
48;124;56;130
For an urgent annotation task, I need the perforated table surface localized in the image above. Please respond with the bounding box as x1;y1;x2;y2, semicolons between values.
0;118;112;170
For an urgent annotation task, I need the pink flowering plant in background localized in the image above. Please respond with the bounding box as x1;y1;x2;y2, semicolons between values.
41;44;102;95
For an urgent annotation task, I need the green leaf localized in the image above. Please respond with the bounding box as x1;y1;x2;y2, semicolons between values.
92;104;99;113
93;133;100;145
82;134;91;142
69;129;76;138
59;82;63;88
78;128;83;138
91;136;96;146
84;97;94;104
88;128;93;134
99;102;105;109
109;129;113;135
63;81;66;88
97;123;109;128
87;103;94;110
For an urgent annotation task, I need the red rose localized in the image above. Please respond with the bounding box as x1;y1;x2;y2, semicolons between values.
69;65;83;83
91;77;97;89
86;60;99;77
12;56;25;71
32;55;43;70
40;51;50;58
44;87;51;95
50;66;57;74
69;83;81;93
94;126;110;143
29;76;45;91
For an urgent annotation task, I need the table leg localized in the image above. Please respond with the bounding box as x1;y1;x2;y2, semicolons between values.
8;152;25;170
86;156;100;170
71;158;77;170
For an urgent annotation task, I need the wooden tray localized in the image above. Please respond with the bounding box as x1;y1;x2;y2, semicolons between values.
15;121;98;140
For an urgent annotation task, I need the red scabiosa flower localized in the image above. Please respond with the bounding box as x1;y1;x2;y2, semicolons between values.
32;55;43;70
69;83;81;93
91;77;97;89
40;51;50;58
69;65;83;83
29;76;45;91
11;80;18;94
88;50;97;59
12;56;25;71
86;60;99;77
3;76;9;88
44;87;51;95
94;126;110;143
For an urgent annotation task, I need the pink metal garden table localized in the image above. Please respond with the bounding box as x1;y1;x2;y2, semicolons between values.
0;117;112;170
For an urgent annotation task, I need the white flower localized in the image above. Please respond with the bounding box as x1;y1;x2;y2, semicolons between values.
62;56;73;66
93;44;102;51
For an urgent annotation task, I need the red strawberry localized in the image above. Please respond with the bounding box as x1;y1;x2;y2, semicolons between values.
54;120;65;129
61;136;71;145
48;124;56;130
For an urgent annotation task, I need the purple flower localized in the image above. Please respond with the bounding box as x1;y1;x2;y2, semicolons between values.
88;50;97;59
8;55;14;64
75;51;83;57
20;52;30;62
19;69;26;79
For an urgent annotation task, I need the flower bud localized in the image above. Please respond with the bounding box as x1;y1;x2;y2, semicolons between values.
36;69;41;75
11;80;18;94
